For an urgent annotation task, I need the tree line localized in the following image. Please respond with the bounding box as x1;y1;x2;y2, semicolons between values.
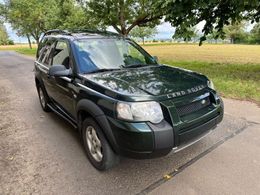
172;22;260;44
224;22;260;44
0;0;259;46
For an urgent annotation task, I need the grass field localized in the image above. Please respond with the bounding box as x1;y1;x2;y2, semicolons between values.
0;44;37;56
1;43;260;103
144;44;260;64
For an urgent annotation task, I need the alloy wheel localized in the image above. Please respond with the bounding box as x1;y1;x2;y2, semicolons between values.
39;88;46;107
86;126;103;162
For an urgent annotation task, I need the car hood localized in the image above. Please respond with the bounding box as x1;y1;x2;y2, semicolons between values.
84;65;208;98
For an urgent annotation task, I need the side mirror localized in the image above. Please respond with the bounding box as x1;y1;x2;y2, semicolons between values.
49;65;72;77
153;56;159;63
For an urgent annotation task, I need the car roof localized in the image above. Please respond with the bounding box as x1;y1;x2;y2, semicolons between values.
43;29;124;41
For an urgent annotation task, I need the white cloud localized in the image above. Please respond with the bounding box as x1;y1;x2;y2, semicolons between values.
156;22;175;33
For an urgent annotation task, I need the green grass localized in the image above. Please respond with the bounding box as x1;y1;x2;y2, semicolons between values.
163;60;260;103
0;44;37;56
14;48;37;56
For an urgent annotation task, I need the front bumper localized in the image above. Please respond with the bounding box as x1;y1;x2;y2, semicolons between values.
106;99;223;159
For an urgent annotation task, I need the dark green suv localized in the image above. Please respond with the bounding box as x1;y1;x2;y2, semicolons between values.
34;30;223;170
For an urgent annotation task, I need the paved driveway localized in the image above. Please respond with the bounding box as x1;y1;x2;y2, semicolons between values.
0;51;257;194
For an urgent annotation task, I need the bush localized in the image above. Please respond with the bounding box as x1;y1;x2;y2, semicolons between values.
7;39;14;45
0;39;15;45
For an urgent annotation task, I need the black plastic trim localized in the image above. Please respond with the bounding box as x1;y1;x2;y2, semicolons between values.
47;103;77;128
76;99;119;153
148;120;174;150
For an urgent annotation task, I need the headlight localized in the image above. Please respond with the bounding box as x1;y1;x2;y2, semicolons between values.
207;80;215;90
117;101;164;124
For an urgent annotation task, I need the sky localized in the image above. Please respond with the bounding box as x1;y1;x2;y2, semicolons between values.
4;23;28;43
107;22;176;40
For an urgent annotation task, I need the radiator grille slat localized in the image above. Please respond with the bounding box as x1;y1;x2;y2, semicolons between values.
176;97;211;116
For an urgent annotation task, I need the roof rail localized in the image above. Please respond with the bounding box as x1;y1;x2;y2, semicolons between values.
43;29;122;37
44;29;71;36
70;29;121;36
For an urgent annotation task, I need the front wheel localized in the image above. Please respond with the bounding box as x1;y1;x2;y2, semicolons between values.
82;118;119;171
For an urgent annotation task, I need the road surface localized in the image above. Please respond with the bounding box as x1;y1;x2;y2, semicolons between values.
0;51;254;194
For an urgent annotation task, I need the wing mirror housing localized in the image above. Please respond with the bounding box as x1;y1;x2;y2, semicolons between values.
153;56;159;63
49;65;72;77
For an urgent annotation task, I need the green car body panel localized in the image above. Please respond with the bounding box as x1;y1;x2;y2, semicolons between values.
35;31;224;159
74;64;223;158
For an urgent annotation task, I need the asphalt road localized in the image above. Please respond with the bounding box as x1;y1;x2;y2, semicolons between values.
0;51;248;194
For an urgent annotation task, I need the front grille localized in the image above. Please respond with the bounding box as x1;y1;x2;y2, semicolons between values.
176;96;211;116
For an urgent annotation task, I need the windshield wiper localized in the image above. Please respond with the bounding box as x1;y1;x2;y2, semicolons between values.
86;68;121;74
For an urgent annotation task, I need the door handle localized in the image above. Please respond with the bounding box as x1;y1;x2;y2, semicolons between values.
47;74;55;79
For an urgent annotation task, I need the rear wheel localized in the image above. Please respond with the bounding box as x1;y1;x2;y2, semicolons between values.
82;118;119;171
37;86;51;112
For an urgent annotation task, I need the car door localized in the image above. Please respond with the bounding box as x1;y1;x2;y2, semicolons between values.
35;38;56;98
48;39;77;118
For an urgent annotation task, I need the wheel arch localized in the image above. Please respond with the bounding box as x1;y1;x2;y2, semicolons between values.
35;76;41;88
35;75;45;90
76;99;119;153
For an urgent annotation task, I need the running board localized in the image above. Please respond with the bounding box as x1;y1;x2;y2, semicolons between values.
47;103;77;129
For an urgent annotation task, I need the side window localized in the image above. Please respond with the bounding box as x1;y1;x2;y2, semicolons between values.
38;47;48;63
37;38;47;59
52;41;70;69
128;44;146;63
118;42;147;65
38;38;55;67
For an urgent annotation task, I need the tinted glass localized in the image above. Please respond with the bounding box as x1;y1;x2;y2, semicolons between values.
38;38;55;66
74;38;157;73
37;37;47;58
52;41;70;69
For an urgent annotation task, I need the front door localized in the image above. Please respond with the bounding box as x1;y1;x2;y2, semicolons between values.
48;40;76;118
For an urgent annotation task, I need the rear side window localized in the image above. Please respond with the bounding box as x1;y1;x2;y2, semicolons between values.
36;37;47;59
38;38;55;67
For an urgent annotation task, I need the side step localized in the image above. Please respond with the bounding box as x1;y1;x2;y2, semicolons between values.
47;103;78;129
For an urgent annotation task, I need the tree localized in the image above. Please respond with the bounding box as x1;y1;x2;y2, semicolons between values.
46;0;98;31
1;0;260;45
162;0;259;44
207;30;220;43
0;22;9;45
0;22;13;45
224;22;247;44
130;26;157;45
82;0;259;43
173;27;198;42
250;23;260;44
84;0;162;36
0;0;98;47
1;0;57;45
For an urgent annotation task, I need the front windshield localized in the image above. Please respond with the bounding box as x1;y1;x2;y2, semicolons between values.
74;38;157;73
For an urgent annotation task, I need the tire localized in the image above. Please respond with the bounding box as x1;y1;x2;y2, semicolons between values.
82;118;119;171
37;85;51;112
